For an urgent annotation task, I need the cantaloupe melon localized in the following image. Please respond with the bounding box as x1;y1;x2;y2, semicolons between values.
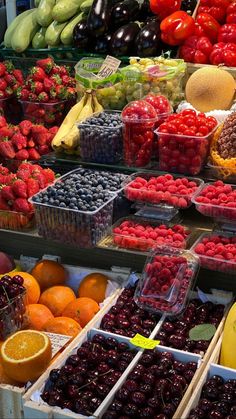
185;67;236;112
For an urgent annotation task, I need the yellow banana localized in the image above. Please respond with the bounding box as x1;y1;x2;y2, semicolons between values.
92;93;104;113
61;125;80;150
77;93;94;122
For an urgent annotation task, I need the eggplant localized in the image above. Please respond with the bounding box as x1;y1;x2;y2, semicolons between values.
87;0;111;38
138;0;154;20
73;19;89;49
111;0;140;29
135;18;161;57
93;33;112;54
110;22;140;56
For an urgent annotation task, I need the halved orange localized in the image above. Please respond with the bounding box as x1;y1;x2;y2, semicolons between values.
0;330;52;383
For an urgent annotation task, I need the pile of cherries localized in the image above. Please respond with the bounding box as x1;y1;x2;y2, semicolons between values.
158;109;217;176
155;298;224;354
189;374;236;419
100;286;160;338
136;253;195;315
102;348;198;419
194;234;236;273
194;181;236;221
41;334;137;415
0;274;26;340
125;174;200;208
113;220;191;251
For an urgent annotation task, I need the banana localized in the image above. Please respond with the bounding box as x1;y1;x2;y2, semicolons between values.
92;92;104;113
61;125;80;149
77;92;94;122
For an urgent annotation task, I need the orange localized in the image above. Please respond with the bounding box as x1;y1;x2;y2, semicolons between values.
8;271;40;304
78;273;108;303
0;330;52;383
31;260;67;290
26;304;54;331
39;286;76;317
42;317;82;338
62;297;100;328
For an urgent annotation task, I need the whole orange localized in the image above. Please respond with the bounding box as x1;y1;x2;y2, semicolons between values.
26;304;54;331
39;286;76;317
42;317;82;338
8;271;40;304
62;297;100;328
78;273;108;303
31;260;67;290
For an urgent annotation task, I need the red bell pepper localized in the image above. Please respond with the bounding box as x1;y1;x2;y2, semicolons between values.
195;12;220;43
210;42;236;67
226;2;236;23
149;0;181;19
218;23;236;44
160;11;195;46
179;36;213;64
198;0;230;23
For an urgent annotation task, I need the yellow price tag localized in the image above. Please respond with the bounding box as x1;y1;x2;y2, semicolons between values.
130;334;160;350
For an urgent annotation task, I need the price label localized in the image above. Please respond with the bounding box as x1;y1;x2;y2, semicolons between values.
42;254;61;263
45;332;71;358
97;55;121;79
130;333;160;350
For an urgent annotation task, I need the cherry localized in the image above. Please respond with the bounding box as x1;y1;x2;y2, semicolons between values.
110;400;123;413
131;391;146;405
123;402;138;416
102;412;118;419
208;410;224;419
139;407;155;418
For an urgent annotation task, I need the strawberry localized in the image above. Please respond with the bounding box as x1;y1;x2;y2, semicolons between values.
30;66;46;82
0;78;7;91
28;148;40;160
0;140;15;159
12;179;27;198
1;185;14;201
51;74;62;86
67;87;76;99
27;177;40;197
0;63;6;77
0;165;9;175
5;87;13;98
38;145;50;155
32;172;45;188
2;173;17;185
13;198;31;214
38;92;49;103
0;91;6;99
18;162;34;172
4;61;15;73
49;88;57;100
17;88;30;101
55;85;67;100
4;74;16;86
34;133;46;145
0;197;11;210
49;126;58;135
31;81;44;95
58;66;69;77
19;120;32;136
0;116;7;128
15;149;29;161
61;75;72;87
12;69;24;84
25;76;33;88
43;77;55;92
11;133;27;150
28;92;37;102
27;139;35;148
31;125;47;137
36;58;54;74
43;168;55;184
0;126;14;139
12;83;21;93
44;113;56;124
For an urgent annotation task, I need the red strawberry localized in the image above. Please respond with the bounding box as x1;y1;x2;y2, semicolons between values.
49;126;58;135
0;126;14;139
27;177;40;197
17;88;30;101
61;75;74;87
50;65;61;75
44;113;56;124
13;198;31;213
4;74;16;86
28;148;40;160
19;120;33;136
27;139;35;148
38;92;49;102
55;85;67;99
31;81;44;95
0;197;11;210
12;179;27;198
12;83;21;93
45;132;53;145
58;66;69;76
18;162;34;172
32;172;45;188
0;140;15;159
67;87;76;99
3;173;17;185
31;125;47;137
0;63;6;77
15;149;29;161
0;165;9;175
28;92;37;102
43;168;55;184
0;78;7;91
34;133;46;145
49;88;56;100
5;87;13;98
12;69;24;84
1;185;14;201
51;74;62;85
11;133;27;150
43;77;55;92
25;76;33;88
4;61;15;73
0;116;7;128
38;145;50;155
30;66;46;82
36;58;54;74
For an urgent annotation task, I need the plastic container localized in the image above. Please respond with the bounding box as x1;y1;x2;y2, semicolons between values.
134;246;199;316
19;100;71;127
0;290;27;340
0;209;34;231
157;127;216;176
112;216;191;252
78;110;123;164
191;231;236;274
192;182;236;222
207;160;236;183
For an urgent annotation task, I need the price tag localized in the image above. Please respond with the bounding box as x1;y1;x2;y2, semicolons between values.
97;55;121;79
42;254;61;263
45;332;71;358
130;333;160;350
20;255;39;272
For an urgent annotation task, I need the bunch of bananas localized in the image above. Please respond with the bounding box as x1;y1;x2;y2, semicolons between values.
52;91;103;155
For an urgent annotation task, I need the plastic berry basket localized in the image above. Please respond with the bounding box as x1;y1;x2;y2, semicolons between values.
78;110;123;164
123;172;204;209
156;127;217;176
112;216;192;252
19;100;72;127
192;182;236;222
0;289;27;340
207;161;236;184
191;231;236;274
0;209;35;231
134;246;199;316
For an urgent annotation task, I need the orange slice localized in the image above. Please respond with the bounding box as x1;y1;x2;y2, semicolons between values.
0;330;52;383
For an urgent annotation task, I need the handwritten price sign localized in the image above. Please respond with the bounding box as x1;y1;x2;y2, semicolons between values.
130;333;160;350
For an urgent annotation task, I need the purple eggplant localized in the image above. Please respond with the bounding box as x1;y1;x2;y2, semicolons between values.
110;22;140;56
87;0;111;38
135;18;161;57
93;33;112;54
73;19;89;49
111;0;140;29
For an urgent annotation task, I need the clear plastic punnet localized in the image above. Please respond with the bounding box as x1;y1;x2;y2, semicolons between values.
19;100;71;127
0;289;27;340
134;246;199;316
